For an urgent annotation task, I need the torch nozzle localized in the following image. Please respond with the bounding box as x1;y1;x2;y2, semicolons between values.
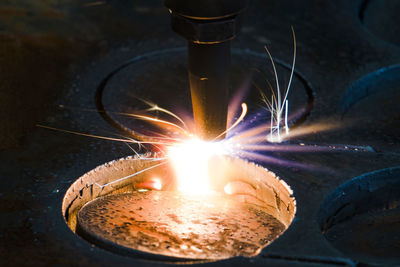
165;0;247;140
188;41;230;140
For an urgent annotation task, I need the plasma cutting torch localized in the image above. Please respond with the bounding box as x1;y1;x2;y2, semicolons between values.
165;0;248;140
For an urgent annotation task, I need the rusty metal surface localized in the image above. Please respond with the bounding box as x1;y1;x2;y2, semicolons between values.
77;191;285;260
61;155;296;262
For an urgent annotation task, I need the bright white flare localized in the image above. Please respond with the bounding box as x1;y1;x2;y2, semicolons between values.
167;137;227;194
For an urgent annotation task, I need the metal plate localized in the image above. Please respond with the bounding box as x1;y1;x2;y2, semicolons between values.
319;167;400;266
77;191;285;260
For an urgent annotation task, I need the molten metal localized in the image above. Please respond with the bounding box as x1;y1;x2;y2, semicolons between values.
77;191;286;260
65;155;296;261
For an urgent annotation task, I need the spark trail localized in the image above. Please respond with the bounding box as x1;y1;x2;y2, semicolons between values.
261;26;296;143
39;28;354;194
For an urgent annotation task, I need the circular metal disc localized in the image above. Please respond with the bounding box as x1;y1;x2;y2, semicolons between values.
319;167;400;266
77;190;285;260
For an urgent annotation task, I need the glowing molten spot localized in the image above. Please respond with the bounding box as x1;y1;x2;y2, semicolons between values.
168;137;226;194
135;177;162;191
150;177;163;190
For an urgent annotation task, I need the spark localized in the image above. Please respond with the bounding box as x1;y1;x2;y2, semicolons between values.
35;123;175;160
41;28;356;195
94;160;168;189
137;97;188;128
59;100;189;135
40;102;247;194
262;26;296;143
42;97;340;194
36;125;144;144
214;103;247;141
124;113;189;135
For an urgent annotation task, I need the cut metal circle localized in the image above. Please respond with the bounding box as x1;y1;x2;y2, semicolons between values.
96;47;313;142
318;167;400;266
62;155;296;262
360;0;400;47
77;191;285;260
338;64;400;152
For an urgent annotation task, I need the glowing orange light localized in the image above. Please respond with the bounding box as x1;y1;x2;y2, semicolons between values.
168;137;227;194
150;177;162;190
135;177;163;191
224;183;233;195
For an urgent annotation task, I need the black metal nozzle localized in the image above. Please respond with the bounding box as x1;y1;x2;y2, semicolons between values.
188;41;230;139
165;0;247;140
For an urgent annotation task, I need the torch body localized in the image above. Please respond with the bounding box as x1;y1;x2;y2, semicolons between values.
165;0;247;140
188;41;230;139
